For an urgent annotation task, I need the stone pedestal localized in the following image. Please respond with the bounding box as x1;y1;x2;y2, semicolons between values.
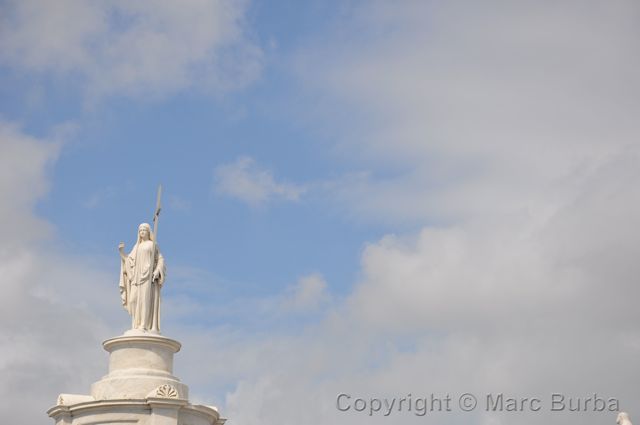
48;332;225;425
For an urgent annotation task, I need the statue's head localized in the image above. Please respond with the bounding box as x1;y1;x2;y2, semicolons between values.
137;223;153;242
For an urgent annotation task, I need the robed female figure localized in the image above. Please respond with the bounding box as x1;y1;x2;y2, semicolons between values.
118;223;165;332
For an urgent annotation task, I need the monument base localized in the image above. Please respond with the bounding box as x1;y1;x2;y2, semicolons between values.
48;333;225;425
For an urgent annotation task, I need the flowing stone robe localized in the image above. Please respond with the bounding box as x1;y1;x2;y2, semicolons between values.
119;239;165;332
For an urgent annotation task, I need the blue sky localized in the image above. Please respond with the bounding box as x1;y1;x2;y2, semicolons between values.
1;1;640;425
2;1;389;304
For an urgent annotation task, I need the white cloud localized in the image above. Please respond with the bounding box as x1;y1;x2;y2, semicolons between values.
0;122;122;424
281;273;330;312
213;156;305;206
0;122;59;247
0;0;262;98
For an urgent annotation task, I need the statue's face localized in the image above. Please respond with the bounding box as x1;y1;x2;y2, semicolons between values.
139;227;150;241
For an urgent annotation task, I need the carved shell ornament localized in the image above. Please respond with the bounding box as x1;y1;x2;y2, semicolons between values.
156;384;178;398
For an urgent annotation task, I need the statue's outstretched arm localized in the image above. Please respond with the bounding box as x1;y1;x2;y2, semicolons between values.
118;242;127;262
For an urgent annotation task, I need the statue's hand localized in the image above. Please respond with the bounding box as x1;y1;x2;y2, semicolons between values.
153;270;160;281
118;242;125;253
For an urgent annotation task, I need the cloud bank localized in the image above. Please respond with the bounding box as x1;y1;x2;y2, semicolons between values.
0;0;262;98
0;122;122;424
213;1;640;424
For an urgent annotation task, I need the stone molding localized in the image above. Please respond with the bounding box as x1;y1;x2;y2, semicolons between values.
48;398;225;425
103;334;182;353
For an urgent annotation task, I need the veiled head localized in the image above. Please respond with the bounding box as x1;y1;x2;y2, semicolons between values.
137;223;153;243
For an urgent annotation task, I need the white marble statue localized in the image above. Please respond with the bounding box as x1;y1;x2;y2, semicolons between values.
618;412;633;425
118;223;165;332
